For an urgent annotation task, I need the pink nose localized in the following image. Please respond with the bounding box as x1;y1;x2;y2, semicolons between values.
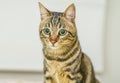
50;40;57;45
49;36;58;45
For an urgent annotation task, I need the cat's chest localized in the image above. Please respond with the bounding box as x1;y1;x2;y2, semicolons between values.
46;60;64;74
46;61;68;83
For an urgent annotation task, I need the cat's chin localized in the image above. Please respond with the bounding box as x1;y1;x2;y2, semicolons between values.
47;43;60;49
49;45;60;49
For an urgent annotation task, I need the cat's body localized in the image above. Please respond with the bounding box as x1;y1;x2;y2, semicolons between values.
38;3;99;83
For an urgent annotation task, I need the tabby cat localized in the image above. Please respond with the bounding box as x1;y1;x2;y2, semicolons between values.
38;2;99;83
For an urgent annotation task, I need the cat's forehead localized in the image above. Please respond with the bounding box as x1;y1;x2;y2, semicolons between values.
50;12;63;23
45;12;65;28
51;12;63;17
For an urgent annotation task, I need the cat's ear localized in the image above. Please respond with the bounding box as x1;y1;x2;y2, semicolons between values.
64;4;76;22
38;2;50;20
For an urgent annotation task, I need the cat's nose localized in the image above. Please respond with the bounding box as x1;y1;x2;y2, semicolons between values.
49;35;58;45
50;39;57;45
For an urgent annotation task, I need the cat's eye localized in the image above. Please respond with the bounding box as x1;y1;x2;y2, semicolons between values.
43;28;51;35
59;29;67;36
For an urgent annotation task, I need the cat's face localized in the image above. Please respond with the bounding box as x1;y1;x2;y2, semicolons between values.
39;3;77;51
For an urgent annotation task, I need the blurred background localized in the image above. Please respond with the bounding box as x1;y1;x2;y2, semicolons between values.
0;0;120;83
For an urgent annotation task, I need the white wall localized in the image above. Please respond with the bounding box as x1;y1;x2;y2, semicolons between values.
0;0;120;83
100;0;120;82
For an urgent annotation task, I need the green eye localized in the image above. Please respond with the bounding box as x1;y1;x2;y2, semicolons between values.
59;29;67;36
44;28;51;35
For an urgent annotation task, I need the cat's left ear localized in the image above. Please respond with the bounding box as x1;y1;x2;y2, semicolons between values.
38;2;50;20
64;4;76;22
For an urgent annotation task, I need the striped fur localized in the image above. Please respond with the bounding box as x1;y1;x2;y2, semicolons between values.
38;2;99;83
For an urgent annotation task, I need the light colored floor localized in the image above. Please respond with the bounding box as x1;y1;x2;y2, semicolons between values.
0;74;102;83
0;71;102;83
0;80;41;83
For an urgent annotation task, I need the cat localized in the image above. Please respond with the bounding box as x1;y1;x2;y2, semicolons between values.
38;2;99;83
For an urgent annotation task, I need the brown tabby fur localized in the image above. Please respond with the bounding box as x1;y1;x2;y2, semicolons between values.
38;2;99;83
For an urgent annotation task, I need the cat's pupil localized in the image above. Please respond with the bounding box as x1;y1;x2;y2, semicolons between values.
59;29;66;36
44;28;50;35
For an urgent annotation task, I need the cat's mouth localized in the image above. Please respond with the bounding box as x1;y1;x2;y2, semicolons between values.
48;43;60;49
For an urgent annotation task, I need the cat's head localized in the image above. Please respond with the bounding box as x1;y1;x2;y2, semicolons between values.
39;3;77;51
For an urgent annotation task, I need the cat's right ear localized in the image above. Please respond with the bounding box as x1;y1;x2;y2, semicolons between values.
64;4;76;23
38;2;50;20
